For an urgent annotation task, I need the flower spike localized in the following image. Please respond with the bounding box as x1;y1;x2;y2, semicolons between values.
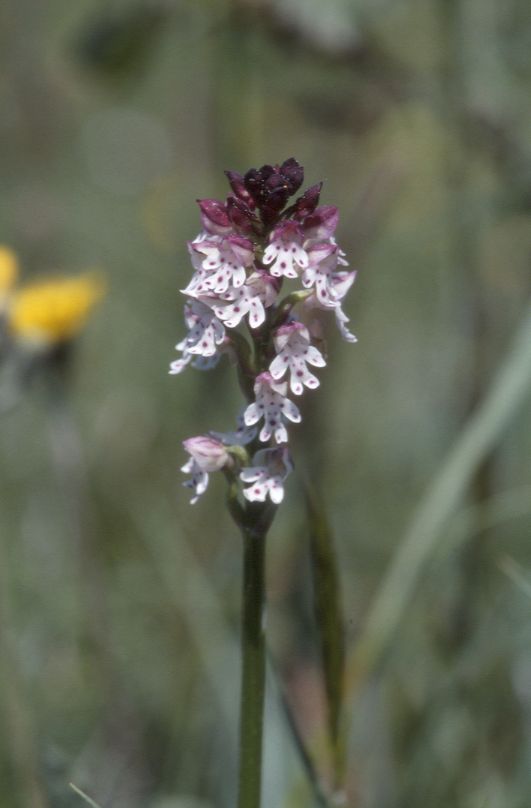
171;158;357;505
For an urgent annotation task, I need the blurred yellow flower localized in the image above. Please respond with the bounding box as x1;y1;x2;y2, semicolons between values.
9;272;106;345
0;246;19;305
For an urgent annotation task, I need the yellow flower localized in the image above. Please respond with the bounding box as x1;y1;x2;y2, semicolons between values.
0;246;19;306
9;272;106;345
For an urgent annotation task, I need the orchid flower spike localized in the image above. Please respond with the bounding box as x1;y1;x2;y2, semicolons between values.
171;158;357;508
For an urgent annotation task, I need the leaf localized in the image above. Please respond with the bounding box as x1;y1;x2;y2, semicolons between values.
346;300;531;696
305;480;346;787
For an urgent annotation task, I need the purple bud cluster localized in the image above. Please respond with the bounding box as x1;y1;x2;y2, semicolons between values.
171;158;357;505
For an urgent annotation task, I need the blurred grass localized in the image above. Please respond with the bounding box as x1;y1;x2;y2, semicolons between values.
1;0;531;806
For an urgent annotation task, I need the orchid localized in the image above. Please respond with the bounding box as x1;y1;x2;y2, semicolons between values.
169;158;358;808
243;372;301;444
240;448;293;504
171;158;356;502
269;321;326;395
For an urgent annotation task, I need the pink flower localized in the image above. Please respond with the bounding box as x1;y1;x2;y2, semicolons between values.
269;322;326;395
240;448;293;504
196;199;233;236
178;299;225;357
209;271;278;330
181;436;232;504
302;243;350;307
171;158;358;507
185;235;255;296
243;372;301;444
302;205;339;240
263;221;309;279
304;271;357;343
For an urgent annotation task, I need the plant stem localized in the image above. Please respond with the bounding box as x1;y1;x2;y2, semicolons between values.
238;522;267;808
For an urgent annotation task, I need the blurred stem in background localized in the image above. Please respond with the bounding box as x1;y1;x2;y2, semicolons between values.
439;0;494;651
0;538;49;808
344;297;531;697
44;352;114;694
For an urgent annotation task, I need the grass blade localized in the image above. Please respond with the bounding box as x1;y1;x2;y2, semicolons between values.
346;300;531;696
69;783;103;808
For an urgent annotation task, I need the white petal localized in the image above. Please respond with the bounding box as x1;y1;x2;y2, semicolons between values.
243;482;267;502
269;481;284;504
289;375;304;396
269;354;287;380
274;423;288;443
262;244;278;265
244;403;260;425
259;423;272;442
248;298;265;329
281;399;301;423
169;355;191;374
306;346;326;367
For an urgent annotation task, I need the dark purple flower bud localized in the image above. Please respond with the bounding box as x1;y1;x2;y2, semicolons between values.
280;158;304;195
258;164;275;181
292;182;322;218
303;205;339;239
227;196;256;234
197;199;232;235
243;168;265;204
225;171;255;207
242;159;306;223
264;172;285;192
260;190;290;224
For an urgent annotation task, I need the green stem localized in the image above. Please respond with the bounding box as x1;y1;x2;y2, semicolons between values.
238;522;267;808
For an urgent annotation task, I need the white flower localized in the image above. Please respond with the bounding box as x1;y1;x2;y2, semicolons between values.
181;436;231;504
263;221;309;279
302;243;350;308
334;305;357;343
241;448;293;504
179;299;226;357
184;235;255;296
243;372;301;444
209;271;278;330
181;457;209;504
169;352;192;375
269;321;326;395
304;271;357;343
169;348;223;375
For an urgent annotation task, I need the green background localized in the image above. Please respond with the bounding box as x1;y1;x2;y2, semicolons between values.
1;1;531;806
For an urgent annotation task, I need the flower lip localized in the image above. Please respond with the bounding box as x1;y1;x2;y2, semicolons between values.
240;446;293;504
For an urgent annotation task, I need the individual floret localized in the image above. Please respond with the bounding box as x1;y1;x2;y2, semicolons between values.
269;321;326;395
181;436;232;504
240;448;293;504
263;221;309;279
208;271;278;330
243;372;301;444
